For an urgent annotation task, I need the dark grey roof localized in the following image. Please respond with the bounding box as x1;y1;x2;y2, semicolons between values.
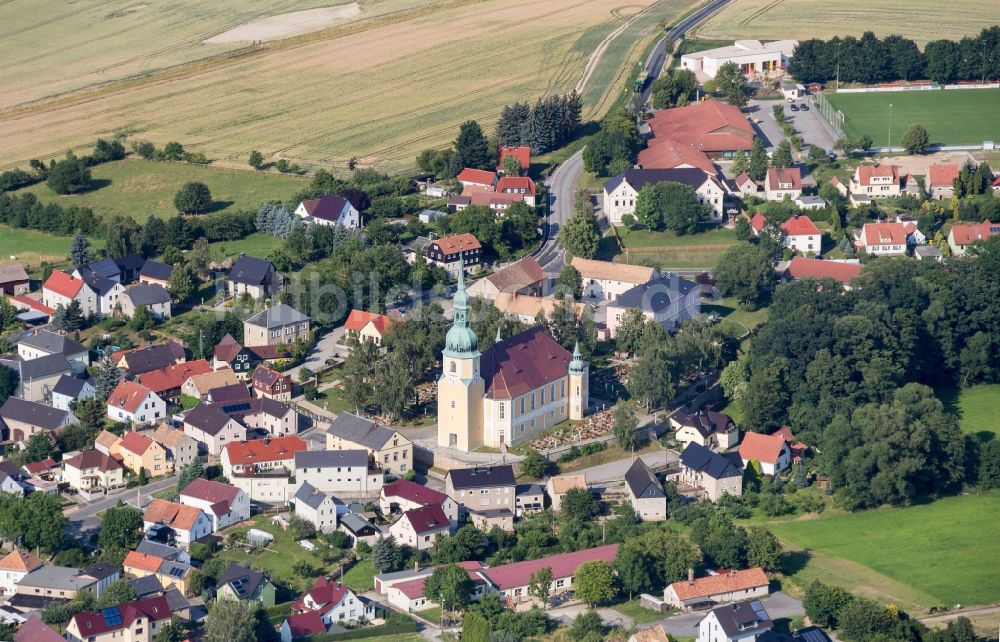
163;587;190;612
516;483;544;496
328;413;396;450
157;559;192;580
77;268;119;296
183;404;235;436
614;274;698;312
673;409;732;439
624;458;665;499
0;397;71;429
136;540;186;561
0;264;29;284
604;167;713;193
340;513;377;535
18;329;87;356
709;600;772;638
84;258;122;280
118;342;186;375
128;575;163;598
52;375;91;398
7;594;66;610
1;353;72;381
217;563;267;599
116;254;146;272
139;260;173;281
125;284;170;306
305;194;352;222
245;304;309;329
207;383;250;403
82;563;119;581
228;256;274;286
447;465;515;490
680;443;743;480
295;481;333;509
295;449;369;469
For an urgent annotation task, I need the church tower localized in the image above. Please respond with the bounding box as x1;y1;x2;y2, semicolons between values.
437;263;485;451
568;341;589;421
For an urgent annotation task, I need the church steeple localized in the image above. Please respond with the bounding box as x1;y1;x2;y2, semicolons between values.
569;341;585;374
443;259;478;358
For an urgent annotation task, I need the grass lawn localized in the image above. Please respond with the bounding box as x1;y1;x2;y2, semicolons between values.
216;515;333;592
16;160;307;221
556;442;663;475
616;225;737;248
0;225;105;270
364;634;424;642
342;558;376;593
827;89;1000;147
207;233;285;262
715;398;744;426
771;491;1000;610
415;606;442;624
613;226;737;269
938;384;1000;443
315;385;355;415
611;599;672;624
701;296;770;338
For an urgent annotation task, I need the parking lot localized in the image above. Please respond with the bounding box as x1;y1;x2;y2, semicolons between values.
748;97;838;154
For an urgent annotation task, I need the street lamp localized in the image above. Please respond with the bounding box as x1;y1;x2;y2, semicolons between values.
888;103;893;150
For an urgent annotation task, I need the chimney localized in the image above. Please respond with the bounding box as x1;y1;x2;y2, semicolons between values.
688;568;694;582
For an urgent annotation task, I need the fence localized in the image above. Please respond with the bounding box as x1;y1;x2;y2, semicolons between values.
814;92;844;139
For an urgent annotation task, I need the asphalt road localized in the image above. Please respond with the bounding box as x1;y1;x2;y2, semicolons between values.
64;474;178;535
538;149;585;275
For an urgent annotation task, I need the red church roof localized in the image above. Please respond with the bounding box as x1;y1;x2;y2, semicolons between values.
482;327;573;400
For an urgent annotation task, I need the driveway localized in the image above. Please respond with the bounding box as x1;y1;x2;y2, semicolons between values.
578;449;677;484
64;475;178;536
655;592;804;637
291;327;345;375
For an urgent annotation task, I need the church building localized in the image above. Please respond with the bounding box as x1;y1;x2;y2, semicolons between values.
438;266;589;452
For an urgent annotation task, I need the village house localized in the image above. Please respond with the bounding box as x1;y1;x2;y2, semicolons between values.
457;168;498;191
217;564;276;606
182;403;247;455
220;436;307;503
41;271;90;316
294;482;341;533
137;359;212;403
677;443;743;502
113;342;186;376
295;449;384;496
466;256;545;299
180;478;250;532
65;596;171;642
0;550;44;596
625;458;668;521
182;368;242;400
848;164;915;205
644;99;756;160
497;146;530;172
739;432;791;476
0;397;77;446
0;264;29;296
948;220;999;256
280;612;332;642
515;483;545;517
291;576;374;625
62;450;124;494
374;562;488;613
424;233;482;276
143;498;212;549
605;273;702;338
496;176;537;206
603;167;727;224
732;172;760;197
78;257;123;283
295;194;361;228
147;424;199;469
481;543;619;606
546;474;587;512
50;376;96;411
679;39;797;79
107;380;167;425
926;163;961;200
0;353;72;402
243;303;310;348
342;309;393;347
763;167;802;202
227;255;283;300
750;213;822;256
571;257;656;300
449;191;527;213
492;293;586;325
663;567;771;611
212;334;262;378
339;512;381;548
697;599;773;642
73;268;127;315
671;409;739;450
120;284;172;320
380;479;459;522
115;431;172;477
387;503;452;551
251;365;292;401
17;329;89;370
326;412;413;476
782;257;862;289
122;552;194;596
854;221;924;256
445;465;516;531
138;260;173;288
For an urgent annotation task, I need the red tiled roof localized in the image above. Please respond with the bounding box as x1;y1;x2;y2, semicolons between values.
855;164;900;186
433;233;482;256
144;498;204;531
497;146;531;170
382;479;448;506
457;168;497;186
749;212;767;234
766;167;802;190
65;449;121;473
299;577;349;610
118;431;154;456
6;296;55;315
0;549;44;573
927;163;960;188
393;577;429;599
344;309;392;335
483;327;572;400
646;100;755;153
124;551;165;573
14;616;64;642
107;380;156;415
862;222;909;246
734;172;756;188
638;140;716;174
43;271;85;299
780;215;819;237
739;432;787;465
214;334;243;362
481;544;619;590
669;568;769;601
784;257;861;286
69;597;170;638
284;611;326;638
402;503;449;535
496;176;537;197
23;457;57;475
466;191;525;208
181;478;241;507
138;359;211;394
223;436;306;466
950;221;998;246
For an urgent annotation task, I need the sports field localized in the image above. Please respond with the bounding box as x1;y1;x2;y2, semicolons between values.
0;0;693;174
696;0;994;44
16;159;308;220
826;89;1000;147
771;491;1000;610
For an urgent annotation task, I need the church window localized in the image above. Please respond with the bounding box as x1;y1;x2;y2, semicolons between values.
499;403;505;419
450;401;455;409
449;361;456;373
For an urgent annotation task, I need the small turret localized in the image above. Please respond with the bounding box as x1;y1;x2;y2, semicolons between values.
569;341;585;375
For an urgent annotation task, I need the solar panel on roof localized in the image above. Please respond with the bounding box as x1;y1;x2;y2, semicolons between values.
101;607;123;627
222;402;252;413
750;601;769;620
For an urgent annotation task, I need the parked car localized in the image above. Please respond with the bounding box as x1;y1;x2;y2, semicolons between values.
800;104;810;111
790;104;800;112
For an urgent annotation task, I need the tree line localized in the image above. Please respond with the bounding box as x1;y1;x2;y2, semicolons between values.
789;27;1000;85
495;91;583;154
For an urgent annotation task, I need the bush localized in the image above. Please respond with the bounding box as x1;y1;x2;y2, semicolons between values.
403;469;417;481
174;182;213;214
47;153;92;194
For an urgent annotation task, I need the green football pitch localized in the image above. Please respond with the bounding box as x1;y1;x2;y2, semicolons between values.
825;88;1000;147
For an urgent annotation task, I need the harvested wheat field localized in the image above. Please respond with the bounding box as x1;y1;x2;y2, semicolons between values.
695;0;995;45
0;0;691;174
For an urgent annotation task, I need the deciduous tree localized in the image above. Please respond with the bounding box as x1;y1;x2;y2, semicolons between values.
174;182;213;214
573;560;616;606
